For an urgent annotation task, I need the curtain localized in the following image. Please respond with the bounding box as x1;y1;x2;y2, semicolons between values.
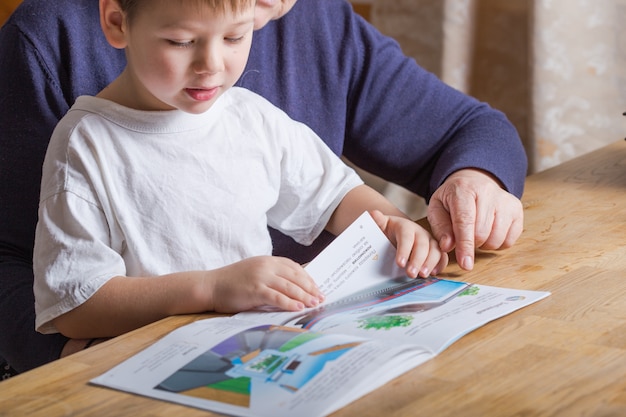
371;0;626;175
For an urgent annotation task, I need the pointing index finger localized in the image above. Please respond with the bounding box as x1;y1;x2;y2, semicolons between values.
449;195;477;271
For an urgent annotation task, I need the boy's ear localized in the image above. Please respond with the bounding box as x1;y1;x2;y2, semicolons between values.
99;0;128;49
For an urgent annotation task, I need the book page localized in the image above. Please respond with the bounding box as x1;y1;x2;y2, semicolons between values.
91;317;432;417
307;210;406;302
238;212;550;353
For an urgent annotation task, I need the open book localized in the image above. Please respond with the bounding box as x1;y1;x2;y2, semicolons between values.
91;212;550;417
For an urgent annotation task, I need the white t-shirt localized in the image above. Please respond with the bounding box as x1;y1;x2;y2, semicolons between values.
33;87;363;334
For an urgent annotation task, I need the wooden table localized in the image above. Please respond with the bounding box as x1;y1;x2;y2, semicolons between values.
2;141;625;416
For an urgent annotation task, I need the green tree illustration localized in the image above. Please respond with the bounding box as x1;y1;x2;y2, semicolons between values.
458;286;480;297
357;315;413;330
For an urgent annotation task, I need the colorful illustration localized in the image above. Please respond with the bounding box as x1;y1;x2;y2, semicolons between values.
283;277;469;331
155;325;361;408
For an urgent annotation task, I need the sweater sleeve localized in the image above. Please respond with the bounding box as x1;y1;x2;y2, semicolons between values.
339;7;528;199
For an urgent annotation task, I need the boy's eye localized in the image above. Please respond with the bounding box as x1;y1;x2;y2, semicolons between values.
225;35;245;44
167;39;194;48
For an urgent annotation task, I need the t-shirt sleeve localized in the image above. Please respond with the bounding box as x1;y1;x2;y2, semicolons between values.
33;191;126;334
263;110;364;245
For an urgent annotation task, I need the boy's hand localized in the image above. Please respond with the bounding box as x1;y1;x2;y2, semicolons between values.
370;210;448;278
209;256;324;313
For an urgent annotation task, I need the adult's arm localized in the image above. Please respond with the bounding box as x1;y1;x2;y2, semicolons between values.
0;1;125;372
336;10;527;270
338;8;527;267
341;12;527;199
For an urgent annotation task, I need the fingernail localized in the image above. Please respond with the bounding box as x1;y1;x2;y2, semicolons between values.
399;257;407;267
296;302;305;310
420;267;430;277
310;297;319;307
462;256;474;270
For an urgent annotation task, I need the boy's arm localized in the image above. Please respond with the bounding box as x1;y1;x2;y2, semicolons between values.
52;273;212;338
52;258;324;339
324;184;407;236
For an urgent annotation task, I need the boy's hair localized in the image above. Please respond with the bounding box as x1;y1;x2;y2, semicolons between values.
118;0;255;22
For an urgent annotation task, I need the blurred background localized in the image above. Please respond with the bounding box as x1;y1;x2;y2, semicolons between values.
2;0;626;218
0;0;18;24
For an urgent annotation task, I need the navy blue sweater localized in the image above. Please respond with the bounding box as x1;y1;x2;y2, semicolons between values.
0;0;527;372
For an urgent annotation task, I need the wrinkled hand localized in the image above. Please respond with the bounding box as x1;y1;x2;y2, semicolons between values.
371;210;448;278
427;169;523;271
210;256;324;313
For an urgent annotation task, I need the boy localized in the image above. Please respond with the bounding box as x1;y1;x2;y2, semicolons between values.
33;0;447;340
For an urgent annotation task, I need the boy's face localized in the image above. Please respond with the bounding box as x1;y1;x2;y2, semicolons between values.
122;1;255;113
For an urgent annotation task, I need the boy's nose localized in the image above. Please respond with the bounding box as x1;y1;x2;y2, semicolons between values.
194;47;225;75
